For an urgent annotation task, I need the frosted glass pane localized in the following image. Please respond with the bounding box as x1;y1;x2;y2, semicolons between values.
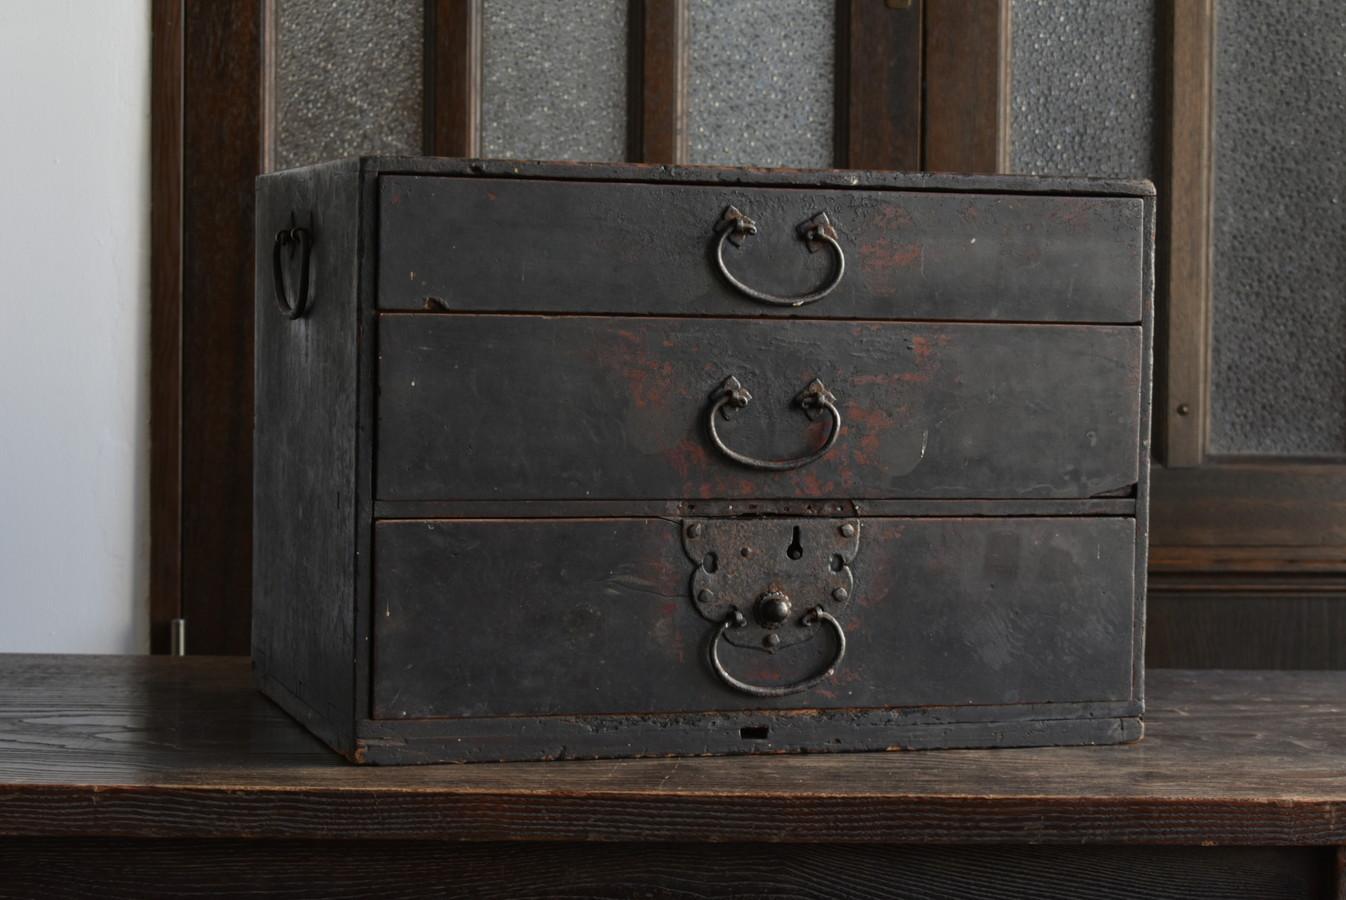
480;0;627;161
687;0;834;168
1009;0;1157;179
1208;2;1346;455
273;0;423;171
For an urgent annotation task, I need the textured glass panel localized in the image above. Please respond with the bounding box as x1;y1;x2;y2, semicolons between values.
1209;3;1346;455
273;0;423;171
688;0;834;168
480;0;627;161
1009;0;1156;179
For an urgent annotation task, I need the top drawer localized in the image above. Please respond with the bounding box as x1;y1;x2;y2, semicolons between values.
378;176;1145;323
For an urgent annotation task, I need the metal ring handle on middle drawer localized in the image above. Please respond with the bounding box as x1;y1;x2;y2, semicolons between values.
714;206;846;307
710;607;847;697
708;376;841;471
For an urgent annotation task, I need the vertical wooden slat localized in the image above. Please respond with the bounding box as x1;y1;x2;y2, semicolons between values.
922;0;1009;173
1158;0;1214;466
425;0;482;157
179;0;265;655
150;0;184;654
835;0;923;170
627;0;688;164
260;0;276;173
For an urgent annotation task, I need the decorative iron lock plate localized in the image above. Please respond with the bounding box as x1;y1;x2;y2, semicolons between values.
682;517;859;696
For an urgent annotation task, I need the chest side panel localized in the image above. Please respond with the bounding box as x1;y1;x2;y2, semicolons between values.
253;164;360;751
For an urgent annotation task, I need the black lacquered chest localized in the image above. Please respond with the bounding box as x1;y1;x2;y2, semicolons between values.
254;158;1153;763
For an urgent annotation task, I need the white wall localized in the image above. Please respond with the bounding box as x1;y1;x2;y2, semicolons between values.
0;1;151;652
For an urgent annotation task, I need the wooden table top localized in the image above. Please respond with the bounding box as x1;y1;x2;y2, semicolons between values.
2;654;1345;845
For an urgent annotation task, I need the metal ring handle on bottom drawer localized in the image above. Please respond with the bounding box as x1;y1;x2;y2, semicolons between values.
714;206;846;307
708;376;842;470
709;608;846;698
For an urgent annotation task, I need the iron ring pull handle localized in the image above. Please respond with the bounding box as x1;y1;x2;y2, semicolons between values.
272;224;312;319
714;206;846;307
710;608;847;698
708;376;842;471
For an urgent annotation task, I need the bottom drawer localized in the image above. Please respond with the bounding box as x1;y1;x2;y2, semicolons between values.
372;517;1136;722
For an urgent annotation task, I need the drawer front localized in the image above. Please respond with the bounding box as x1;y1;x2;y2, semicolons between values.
379;176;1144;324
372;517;1136;719
376;315;1141;501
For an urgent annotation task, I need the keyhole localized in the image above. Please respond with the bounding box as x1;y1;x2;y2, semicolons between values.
786;526;804;560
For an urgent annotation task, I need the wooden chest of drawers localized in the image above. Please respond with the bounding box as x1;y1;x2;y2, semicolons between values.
253;158;1153;764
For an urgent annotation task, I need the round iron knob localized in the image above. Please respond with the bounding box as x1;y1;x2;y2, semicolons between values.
756;591;792;628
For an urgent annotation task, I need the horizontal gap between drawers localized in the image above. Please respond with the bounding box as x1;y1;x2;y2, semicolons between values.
375;309;1144;327
372;499;1138;519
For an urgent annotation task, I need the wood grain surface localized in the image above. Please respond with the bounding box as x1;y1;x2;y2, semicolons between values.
2;656;1346;846
0;840;1329;900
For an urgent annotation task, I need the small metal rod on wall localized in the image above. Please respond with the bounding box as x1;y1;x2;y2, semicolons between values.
170;618;187;656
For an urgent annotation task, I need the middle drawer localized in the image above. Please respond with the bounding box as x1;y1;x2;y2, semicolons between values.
376;314;1141;502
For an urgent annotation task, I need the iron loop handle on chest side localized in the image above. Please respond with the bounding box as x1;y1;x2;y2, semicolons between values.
707;376;842;471
272;223;312;319
709;608;847;697
714;206;846;307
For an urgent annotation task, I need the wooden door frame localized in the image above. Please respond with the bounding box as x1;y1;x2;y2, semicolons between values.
1144;0;1346;666
151;0;265;654
1150;0;1346;580
149;0;183;654
151;0;1009;653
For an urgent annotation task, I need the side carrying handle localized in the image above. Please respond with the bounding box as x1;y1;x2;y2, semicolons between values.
272;223;312;319
714;206;845;307
709;608;846;697
708;376;842;471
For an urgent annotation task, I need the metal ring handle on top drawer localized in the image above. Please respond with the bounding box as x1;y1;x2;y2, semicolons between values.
707;376;842;471
709;607;847;697
714;206;846;307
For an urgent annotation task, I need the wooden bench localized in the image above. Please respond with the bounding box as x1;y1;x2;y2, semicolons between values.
2;655;1343;898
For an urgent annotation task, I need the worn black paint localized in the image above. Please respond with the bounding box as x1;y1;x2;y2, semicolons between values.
373;517;1135;719
377;315;1142;502
252;160;361;753
253;158;1153;764
378;176;1145;323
